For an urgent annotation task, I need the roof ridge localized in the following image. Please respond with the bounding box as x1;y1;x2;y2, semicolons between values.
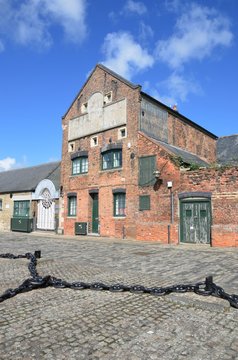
0;161;61;174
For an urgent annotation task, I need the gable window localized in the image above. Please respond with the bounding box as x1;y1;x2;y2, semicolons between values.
68;194;77;217
13;201;30;217
91;136;98;147
118;127;127;139
113;191;126;217
68;142;75;153
102;149;122;170
139;155;156;186
103;92;112;105
0;199;2;211
72;156;88;175
81;102;88;113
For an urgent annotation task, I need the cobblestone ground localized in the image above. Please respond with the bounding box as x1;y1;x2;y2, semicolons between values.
1;231;238;359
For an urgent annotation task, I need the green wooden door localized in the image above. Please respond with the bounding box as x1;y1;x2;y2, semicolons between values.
180;200;211;244
92;193;99;233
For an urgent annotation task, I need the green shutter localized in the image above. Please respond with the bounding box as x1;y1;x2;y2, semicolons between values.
139;195;150;210
139;156;156;186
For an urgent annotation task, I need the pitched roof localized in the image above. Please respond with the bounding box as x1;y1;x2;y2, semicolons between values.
217;135;238;165
97;64;140;89
62;63;141;119
139;131;209;167
0;161;61;194
156;140;209;167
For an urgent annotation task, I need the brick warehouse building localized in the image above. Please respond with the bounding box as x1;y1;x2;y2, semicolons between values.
59;64;238;247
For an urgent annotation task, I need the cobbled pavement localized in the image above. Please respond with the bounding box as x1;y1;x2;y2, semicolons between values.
1;231;238;359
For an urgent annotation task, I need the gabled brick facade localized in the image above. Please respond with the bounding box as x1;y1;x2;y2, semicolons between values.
61;64;235;246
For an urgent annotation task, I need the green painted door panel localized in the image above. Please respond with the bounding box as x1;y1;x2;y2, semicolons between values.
180;201;211;244
92;193;99;233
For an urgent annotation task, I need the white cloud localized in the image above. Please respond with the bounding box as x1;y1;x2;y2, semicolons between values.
164;0;181;12
101;31;154;80
139;22;154;42
0;157;16;171
124;0;147;15
0;39;4;52
161;72;202;102
0;0;87;50
156;3;233;69
41;0;87;44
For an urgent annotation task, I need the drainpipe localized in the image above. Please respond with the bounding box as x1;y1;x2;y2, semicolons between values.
167;182;173;244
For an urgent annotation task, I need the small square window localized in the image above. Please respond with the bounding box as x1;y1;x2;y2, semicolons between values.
68;142;75;152
81;102;88;113
91;136;98;147
139;195;150;211
118;127;127;139
104;92;112;105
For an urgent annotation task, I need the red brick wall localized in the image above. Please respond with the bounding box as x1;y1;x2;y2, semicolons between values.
61;66;142;236
135;133;181;243
181;167;238;247
168;113;216;163
60;65;237;247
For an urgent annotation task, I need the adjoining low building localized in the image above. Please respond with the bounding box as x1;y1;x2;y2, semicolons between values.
0;161;60;232
58;63;238;247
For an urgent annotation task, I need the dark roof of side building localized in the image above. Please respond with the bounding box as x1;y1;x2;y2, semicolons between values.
217;135;238;165
140;131;209;167
0;161;61;194
154;139;209;167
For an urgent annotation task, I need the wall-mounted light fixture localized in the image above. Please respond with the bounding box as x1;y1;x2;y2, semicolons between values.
167;181;173;188
153;170;161;179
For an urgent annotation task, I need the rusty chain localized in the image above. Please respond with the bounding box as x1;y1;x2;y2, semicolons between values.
1;251;238;308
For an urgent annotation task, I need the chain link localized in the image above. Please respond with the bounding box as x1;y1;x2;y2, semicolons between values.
1;251;238;308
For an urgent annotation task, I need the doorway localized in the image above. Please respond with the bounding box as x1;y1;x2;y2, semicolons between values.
91;193;99;234
180;199;211;244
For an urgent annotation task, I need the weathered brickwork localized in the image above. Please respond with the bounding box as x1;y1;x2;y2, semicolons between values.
168;113;217;163
180;167;238;247
61;66;141;237
60;64;236;247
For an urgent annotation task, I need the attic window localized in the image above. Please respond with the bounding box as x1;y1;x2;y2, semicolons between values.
81;102;88;113
91;136;98;147
68;142;75;153
103;92;112;105
118;127;127;139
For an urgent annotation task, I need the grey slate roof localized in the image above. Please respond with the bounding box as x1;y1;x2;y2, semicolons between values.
217;135;238;165
155;140;209;167
0;161;61;194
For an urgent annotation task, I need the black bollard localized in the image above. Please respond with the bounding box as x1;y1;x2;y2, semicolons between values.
34;250;41;259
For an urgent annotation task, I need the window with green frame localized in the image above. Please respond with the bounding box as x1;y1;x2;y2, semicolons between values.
113;192;126;216
68;196;77;216
139;155;156;186
139;195;150;211
102;149;122;170
72;156;88;175
13;200;30;217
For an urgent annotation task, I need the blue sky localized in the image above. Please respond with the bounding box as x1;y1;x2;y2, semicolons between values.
0;0;237;171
